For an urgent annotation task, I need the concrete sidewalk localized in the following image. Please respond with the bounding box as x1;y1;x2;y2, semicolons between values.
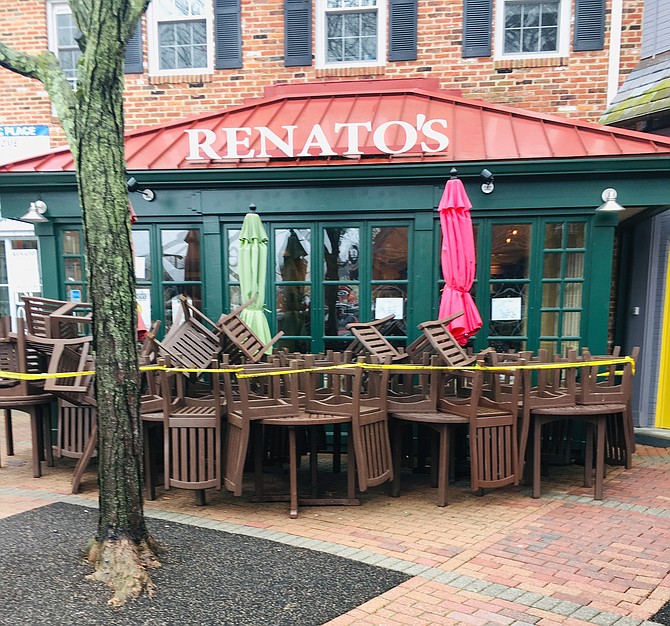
1;411;669;626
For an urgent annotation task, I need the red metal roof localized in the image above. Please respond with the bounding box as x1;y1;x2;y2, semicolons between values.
4;77;670;173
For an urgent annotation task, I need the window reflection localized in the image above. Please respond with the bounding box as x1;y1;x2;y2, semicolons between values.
324;284;358;336
276;229;311;282
163;284;201;328
228;230;240;283
491;224;530;279
276;285;311;336
323;228;359;280
372;227;407;280
161;229;200;282
132;230;151;280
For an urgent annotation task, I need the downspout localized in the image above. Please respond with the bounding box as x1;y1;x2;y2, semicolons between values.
606;0;624;106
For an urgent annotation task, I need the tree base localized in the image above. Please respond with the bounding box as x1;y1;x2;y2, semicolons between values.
85;534;161;607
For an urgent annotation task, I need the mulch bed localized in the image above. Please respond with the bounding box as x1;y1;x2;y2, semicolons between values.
0;502;409;625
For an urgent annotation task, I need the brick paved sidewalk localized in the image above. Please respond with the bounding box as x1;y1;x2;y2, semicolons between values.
1;411;669;626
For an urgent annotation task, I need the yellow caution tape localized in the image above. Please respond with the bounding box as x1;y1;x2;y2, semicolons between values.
0;356;635;382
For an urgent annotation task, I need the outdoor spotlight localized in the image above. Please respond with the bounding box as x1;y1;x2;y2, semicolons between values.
480;169;495;194
20;200;49;223
126;177;156;202
596;188;625;212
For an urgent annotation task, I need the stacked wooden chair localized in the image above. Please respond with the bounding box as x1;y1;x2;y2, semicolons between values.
216;297;284;364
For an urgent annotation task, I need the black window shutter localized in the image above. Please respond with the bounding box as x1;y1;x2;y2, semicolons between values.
388;0;418;61
215;0;242;69
574;0;605;51
284;0;312;66
124;22;143;74
462;0;492;58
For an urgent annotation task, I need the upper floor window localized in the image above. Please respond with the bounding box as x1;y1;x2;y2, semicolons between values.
316;0;387;67
147;0;214;75
47;1;82;89
494;0;570;58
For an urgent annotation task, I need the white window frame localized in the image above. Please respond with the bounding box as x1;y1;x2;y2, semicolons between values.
46;1;81;89
315;0;387;69
494;0;571;60
146;0;215;77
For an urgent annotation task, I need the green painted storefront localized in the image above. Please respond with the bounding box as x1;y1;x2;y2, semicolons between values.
2;156;669;358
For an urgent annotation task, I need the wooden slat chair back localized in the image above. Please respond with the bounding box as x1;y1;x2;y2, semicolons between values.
222;363;300;496
0;317;56;470
440;365;521;493
404;312;464;362
303;364;393;491
344;315;408;363
22;295;92;339
379;353;440;414
149;296;221;372
407;314;479;367
158;357;224;505
216;297;284;364
517;349;578;469
579;346;639;468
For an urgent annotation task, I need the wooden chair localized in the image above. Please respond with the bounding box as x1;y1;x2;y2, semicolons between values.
0;318;55;476
222;362;301;499
344;315;408;363
439;364;522;495
22;295;92;339
520;350;626;500
579;346;639;470
28;332;98;492
216;297;284;364
405;313;490;368
158;357;224;505
148;296;221;372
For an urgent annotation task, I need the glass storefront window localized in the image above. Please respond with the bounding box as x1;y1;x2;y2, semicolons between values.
324;283;359;336
276;229;311;282
161;229;201;282
491;224;530;279
228;229;240;283
324;228;359;281
371;284;406;336
63;230;81;255
372;226;407;280
276;285;311;336
132;230;151;280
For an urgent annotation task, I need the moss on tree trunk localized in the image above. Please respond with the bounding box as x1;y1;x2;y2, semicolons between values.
1;0;156;606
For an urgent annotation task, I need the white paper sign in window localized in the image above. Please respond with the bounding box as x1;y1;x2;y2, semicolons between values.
491;297;522;321
375;297;404;320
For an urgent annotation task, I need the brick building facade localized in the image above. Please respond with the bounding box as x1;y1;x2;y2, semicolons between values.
0;0;644;149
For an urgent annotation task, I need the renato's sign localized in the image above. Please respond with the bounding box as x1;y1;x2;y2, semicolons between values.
185;115;449;160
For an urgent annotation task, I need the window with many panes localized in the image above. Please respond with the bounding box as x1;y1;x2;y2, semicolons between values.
147;0;213;75
47;1;82;89
495;0;569;58
316;0;386;67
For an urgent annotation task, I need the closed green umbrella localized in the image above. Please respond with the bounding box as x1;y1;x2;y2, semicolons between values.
239;206;273;353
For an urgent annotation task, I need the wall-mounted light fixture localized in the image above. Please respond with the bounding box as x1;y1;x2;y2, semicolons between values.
480;169;495;194
596;188;625;212
127;177;156;202
20;200;49;223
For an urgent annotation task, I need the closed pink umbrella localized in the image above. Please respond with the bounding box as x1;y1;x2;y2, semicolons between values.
437;171;482;345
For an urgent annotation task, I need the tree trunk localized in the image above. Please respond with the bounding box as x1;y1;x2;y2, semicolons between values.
1;0;156;604
70;3;157;606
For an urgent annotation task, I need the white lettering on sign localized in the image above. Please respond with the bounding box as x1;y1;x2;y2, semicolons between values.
185;118;449;161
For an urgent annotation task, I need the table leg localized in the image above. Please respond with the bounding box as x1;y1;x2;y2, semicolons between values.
5;408;14;456
436;425;450;507
584;422;594;488
390;420;402;497
289;426;298;519
30;407;42;478
532;417;542;498
594;418;605;500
